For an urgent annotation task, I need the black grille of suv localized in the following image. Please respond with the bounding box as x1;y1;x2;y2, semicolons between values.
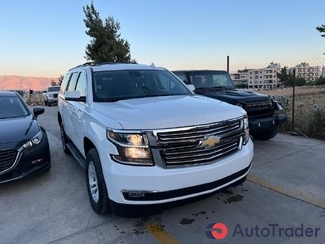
54;94;58;98
0;149;18;174
244;100;272;118
156;118;243;168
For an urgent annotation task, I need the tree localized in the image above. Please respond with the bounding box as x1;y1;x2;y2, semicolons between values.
83;1;136;63
295;77;306;86
277;67;293;87
314;77;325;85
57;74;64;85
50;75;64;86
316;24;325;37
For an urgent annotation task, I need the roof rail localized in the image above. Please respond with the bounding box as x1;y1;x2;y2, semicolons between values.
68;61;134;71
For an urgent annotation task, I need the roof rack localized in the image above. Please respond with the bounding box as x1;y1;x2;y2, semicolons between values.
68;61;133;71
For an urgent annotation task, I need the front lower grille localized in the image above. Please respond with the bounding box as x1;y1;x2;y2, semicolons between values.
0;149;18;174
155;117;243;168
245;100;272;118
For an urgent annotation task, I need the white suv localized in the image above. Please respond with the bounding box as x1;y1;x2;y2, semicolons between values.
57;62;254;217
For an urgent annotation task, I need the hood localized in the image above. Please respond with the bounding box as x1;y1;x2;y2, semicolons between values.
0;115;41;149
196;89;270;103
94;95;245;130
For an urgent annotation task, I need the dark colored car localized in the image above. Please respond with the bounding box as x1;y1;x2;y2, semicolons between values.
172;70;287;140
0;91;51;183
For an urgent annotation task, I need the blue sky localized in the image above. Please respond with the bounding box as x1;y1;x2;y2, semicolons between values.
0;0;324;77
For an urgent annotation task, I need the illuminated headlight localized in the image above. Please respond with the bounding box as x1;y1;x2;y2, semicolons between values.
107;129;153;166
243;115;250;145
23;130;43;148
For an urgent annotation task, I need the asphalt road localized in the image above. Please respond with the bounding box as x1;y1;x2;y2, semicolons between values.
1;105;324;244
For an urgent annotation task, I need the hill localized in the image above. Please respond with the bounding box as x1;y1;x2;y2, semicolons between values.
0;75;58;91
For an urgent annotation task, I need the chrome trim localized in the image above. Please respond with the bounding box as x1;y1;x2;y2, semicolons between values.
152;116;245;168
0;148;23;175
121;189;159;193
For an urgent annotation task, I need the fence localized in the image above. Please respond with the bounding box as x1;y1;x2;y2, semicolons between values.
230;57;325;140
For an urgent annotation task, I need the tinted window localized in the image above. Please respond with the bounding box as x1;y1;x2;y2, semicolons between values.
48;87;60;92
189;71;234;88
0;95;30;119
174;73;188;84
93;69;191;102
66;72;80;91
75;72;87;97
60;73;72;94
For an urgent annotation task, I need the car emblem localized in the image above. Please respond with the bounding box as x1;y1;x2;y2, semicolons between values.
199;135;221;148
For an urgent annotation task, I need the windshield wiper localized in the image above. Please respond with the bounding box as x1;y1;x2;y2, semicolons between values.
141;85;161;95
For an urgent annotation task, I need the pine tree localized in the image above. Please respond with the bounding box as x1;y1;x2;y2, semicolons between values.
316;24;325;37
83;1;136;63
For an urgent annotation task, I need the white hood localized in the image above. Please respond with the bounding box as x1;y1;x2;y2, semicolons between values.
94;95;245;130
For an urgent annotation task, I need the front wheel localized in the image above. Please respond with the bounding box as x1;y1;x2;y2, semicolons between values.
86;148;111;215
251;127;279;140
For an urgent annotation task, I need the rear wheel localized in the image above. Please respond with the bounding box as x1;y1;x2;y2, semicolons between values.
86;148;111;215
251;127;279;140
60;124;70;154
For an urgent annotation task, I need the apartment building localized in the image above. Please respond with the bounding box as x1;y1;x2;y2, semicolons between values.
294;62;320;82
231;62;280;89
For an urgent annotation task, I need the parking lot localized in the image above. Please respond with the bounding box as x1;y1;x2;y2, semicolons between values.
1;106;325;244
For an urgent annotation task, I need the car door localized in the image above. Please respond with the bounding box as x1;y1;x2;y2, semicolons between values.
61;72;80;140
69;71;87;152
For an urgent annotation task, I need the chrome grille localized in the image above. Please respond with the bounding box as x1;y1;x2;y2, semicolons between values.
0;149;18;174
155;118;243;167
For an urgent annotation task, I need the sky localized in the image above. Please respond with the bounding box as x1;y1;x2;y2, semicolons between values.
0;0;325;77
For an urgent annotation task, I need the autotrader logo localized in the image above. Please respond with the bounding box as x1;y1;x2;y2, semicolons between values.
205;223;228;239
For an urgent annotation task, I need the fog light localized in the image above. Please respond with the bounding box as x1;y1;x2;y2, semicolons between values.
258;123;261;127
272;120;275;125
31;159;43;164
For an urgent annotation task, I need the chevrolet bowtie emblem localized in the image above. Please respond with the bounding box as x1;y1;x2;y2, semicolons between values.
200;136;221;148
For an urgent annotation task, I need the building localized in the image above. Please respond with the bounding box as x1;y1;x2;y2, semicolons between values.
322;66;325;77
231;62;280;89
294;62;320;82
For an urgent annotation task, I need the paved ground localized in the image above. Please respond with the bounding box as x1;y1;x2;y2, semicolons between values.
1;106;324;244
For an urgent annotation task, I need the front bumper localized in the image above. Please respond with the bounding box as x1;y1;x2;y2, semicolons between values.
101;139;254;217
249;114;287;133
0;129;51;183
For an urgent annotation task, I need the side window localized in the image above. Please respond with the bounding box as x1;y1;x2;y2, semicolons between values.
75;72;87;97
60;73;72;94
66;72;80;91
174;73;188;84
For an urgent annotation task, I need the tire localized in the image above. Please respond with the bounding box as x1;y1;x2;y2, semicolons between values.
251;127;279;140
86;148;111;215
47;102;51;107
60;124;70;154
44;100;47;106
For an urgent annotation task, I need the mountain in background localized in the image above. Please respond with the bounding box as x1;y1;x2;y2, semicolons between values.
0;75;58;91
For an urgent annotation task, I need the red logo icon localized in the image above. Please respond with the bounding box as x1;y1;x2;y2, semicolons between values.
205;222;228;239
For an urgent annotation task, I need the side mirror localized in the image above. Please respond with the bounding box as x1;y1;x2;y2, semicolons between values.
187;84;195;92
65;90;86;102
33;107;45;118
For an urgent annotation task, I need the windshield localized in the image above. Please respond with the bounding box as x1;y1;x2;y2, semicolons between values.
93;69;192;102
48;87;60;92
188;71;235;89
0;95;30;119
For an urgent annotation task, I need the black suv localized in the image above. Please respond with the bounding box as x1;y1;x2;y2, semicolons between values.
172;70;287;140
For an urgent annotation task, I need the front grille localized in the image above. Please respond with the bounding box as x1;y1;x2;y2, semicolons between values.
0;149;18;174
245;100;272;118
156;118;243;167
53;94;58;98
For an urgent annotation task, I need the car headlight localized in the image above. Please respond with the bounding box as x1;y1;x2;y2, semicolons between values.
243;114;250;145
48;94;54;98
107;129;153;166
23;130;43;148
